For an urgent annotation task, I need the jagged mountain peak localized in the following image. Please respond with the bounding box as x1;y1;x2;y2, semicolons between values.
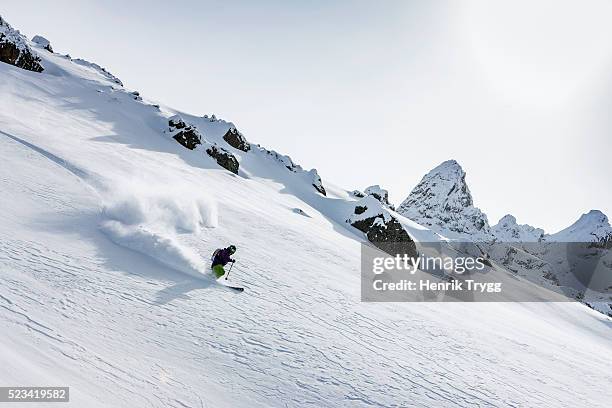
397;159;490;239
400;160;471;206
492;214;545;242
498;214;517;224
431;159;463;172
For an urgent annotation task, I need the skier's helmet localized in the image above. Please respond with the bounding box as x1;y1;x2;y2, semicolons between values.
229;245;237;254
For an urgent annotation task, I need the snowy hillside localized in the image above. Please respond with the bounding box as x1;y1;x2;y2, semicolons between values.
1;16;612;407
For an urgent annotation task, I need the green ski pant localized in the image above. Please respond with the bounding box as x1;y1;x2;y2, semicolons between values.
212;264;225;278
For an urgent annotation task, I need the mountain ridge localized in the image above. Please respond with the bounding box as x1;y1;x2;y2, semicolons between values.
1;14;611;407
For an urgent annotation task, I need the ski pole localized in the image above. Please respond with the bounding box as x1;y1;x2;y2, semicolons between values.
225;261;235;280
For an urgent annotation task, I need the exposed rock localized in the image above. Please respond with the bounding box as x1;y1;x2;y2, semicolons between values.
349;196;417;257
351;190;365;198
32;35;52;52
206;145;239;174
0;16;43;72
397;160;491;240
364;185;390;205
169;115;187;129
130;91;142;101
354;205;367;215
310;169;326;196
293;208;310;217
492;215;545;242
223;127;250;152
259;146;326;195
168;115;201;150
364;185;395;210
173;132;200;150
263;148;299;172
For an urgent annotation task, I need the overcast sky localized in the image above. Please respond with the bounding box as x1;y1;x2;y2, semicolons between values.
4;0;611;232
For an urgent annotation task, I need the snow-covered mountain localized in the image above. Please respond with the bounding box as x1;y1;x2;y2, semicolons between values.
1;15;611;408
397;160;611;246
397;160;491;239
395;160;611;315
492;214;545;242
546;210;612;245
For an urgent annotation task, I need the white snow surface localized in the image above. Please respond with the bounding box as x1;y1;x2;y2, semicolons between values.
1;38;612;408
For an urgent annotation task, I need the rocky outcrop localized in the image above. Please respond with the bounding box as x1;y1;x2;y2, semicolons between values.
0;16;43;72
397;160;491;240
263;148;299;172
223;127;250;152
260;147;326;195
354;205;367;215
364;185;395;210
310;169;326;196
167;115;239;174
206;145;239;174
349;196;417;257
492;215;544;242
364;185;390;206
168;115;201;150
32;35;52;52
293;208;310;217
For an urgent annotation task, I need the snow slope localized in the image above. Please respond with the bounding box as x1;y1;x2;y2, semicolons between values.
1;28;612;407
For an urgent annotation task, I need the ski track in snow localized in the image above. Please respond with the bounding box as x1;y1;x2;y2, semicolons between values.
0;49;611;407
0;133;610;407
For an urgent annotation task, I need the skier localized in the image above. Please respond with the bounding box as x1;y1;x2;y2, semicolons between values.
211;245;237;279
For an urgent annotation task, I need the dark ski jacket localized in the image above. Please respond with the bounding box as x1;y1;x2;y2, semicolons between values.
212;248;234;267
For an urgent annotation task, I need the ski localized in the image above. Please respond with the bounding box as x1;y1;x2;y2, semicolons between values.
216;279;244;292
